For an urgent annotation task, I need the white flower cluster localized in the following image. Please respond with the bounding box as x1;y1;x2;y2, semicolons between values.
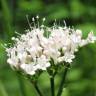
6;19;96;75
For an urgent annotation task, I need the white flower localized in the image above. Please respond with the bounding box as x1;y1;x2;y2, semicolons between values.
6;18;96;75
63;52;75;63
87;32;96;43
6;47;19;68
20;64;36;75
36;55;50;70
71;30;82;44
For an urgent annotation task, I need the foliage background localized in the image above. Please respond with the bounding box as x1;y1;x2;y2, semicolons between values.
0;0;96;96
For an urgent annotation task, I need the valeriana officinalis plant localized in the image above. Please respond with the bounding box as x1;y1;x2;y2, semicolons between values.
5;16;96;96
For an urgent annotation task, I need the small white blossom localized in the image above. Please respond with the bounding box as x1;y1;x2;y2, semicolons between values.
20;64;36;75
87;32;96;43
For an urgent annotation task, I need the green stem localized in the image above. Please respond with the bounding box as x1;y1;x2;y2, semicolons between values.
26;75;44;96
50;76;55;96
17;74;26;96
33;83;43;96
57;64;70;96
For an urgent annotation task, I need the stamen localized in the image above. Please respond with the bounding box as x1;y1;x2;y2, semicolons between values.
32;17;36;29
41;17;46;28
53;19;57;29
58;20;61;27
26;15;32;29
63;20;67;28
11;37;16;40
43;17;46;22
36;15;39;28
15;31;21;36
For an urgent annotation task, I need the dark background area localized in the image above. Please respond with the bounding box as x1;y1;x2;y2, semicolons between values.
0;0;96;96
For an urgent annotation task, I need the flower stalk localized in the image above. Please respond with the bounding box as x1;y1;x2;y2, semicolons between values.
50;76;55;96
57;64;70;96
33;83;43;96
27;75;44;96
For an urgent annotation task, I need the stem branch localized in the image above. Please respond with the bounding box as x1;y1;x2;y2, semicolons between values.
57;64;70;96
50;76;55;96
33;83;43;96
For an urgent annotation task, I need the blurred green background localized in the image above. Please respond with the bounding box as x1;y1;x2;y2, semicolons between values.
0;0;96;96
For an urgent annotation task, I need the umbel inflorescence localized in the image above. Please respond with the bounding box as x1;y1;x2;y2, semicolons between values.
6;16;96;76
